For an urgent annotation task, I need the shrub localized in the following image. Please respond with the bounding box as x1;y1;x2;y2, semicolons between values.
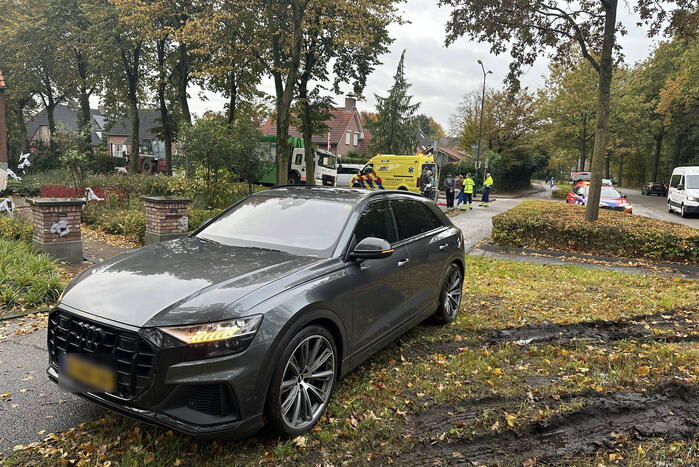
492;200;699;262
3;179;40;197
0;239;63;312
552;190;568;200
0;216;32;243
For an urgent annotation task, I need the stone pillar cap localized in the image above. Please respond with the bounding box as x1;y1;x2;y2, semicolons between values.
140;196;191;204
27;198;86;207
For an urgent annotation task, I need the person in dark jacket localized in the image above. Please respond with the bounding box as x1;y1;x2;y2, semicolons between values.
444;172;455;208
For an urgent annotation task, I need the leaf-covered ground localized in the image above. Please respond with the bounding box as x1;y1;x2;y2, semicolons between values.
4;258;699;466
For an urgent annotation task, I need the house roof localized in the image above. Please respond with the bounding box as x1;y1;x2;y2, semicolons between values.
107;110;163;145
26;104;104;145
260;101;371;153
438;146;468;162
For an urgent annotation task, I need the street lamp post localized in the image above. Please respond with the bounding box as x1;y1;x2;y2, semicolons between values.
476;59;492;187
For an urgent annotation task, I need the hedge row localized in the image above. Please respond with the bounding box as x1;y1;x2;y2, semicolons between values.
492;200;699;263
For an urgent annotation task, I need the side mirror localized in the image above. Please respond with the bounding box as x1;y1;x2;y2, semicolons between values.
678;185;684;191
621;194;627;199
351;237;393;261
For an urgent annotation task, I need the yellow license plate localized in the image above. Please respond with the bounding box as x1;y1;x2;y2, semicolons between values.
65;355;116;392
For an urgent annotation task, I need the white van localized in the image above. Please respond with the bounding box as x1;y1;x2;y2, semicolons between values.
667;166;699;218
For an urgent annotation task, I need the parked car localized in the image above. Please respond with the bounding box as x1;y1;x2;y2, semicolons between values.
566;185;633;213
335;163;362;187
667;166;699;218
47;187;465;438
642;181;668;196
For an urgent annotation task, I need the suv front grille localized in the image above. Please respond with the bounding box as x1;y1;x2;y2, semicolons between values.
48;310;156;399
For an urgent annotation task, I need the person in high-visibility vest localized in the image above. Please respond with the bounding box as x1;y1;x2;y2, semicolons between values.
480;173;494;207
460;173;475;210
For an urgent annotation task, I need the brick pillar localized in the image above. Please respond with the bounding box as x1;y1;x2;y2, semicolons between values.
0;71;7;170
27;198;85;263
141;196;191;245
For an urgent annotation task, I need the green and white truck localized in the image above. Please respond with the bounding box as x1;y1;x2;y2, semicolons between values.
258;136;338;186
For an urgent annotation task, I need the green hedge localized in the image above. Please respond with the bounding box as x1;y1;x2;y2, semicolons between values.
0;216;32;243
492;200;699;262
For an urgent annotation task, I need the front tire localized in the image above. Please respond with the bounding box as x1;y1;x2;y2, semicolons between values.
434;264;463;324
681;204;689;218
266;326;337;437
288;172;301;185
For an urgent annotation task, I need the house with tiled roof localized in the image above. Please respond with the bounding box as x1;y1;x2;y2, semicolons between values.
26;104;106;147
260;94;372;156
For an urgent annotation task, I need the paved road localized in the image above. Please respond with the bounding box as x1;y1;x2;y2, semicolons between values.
617;187;699;229
0;191;532;455
0;319;104;454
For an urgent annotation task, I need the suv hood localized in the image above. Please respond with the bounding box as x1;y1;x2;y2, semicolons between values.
61;237;319;327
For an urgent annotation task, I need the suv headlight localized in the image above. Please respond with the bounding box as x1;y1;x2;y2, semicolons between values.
687;196;697;202
161;315;263;357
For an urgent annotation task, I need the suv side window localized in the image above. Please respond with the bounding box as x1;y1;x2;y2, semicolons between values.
354;201;398;244
391;199;442;241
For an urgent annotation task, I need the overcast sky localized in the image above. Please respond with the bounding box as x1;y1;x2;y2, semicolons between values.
189;0;662;132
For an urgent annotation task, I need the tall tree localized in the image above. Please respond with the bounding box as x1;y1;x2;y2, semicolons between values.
440;0;696;221
370;50;420;154
7;0;71;156
537;59;597;172
295;0;396;183
90;0;150;173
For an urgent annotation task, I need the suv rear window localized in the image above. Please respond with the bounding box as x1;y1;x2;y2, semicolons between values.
391;199;442;241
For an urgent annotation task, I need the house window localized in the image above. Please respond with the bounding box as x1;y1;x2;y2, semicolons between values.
354;132;360;146
345;131;351;145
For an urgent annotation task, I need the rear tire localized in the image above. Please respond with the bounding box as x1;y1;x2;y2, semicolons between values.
288;172;301;185
434;264;463;324
668;201;673;213
265;326;337;437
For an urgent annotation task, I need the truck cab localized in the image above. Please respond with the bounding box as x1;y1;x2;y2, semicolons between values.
288;148;337;186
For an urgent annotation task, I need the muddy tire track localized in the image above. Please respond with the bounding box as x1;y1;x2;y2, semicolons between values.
491;308;699;346
400;383;699;465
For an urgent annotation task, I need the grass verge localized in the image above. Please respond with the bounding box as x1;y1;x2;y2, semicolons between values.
4;258;699;465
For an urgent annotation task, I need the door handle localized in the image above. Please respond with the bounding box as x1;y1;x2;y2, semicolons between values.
397;258;410;267
439;243;449;251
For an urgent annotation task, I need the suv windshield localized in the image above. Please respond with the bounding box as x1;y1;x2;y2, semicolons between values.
686;175;699;189
197;195;353;257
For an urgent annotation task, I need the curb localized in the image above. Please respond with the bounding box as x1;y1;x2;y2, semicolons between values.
0;308;50;322
478;243;699;275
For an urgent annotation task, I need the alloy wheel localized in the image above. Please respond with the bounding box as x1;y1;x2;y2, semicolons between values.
443;268;463;319
280;335;335;430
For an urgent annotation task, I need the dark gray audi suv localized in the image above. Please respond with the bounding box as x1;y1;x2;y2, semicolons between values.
47;186;465;438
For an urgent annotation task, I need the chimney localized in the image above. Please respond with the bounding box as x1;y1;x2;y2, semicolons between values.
0;71;7;170
344;93;356;112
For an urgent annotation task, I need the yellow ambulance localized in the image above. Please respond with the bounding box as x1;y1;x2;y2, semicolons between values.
350;154;436;193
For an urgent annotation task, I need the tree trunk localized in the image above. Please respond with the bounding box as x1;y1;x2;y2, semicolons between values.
78;85;92;152
670;130;686;178
584;0;617;222
227;71;238;124
157;39;173;176
651;126;663;182
46;100;57;157
604;154;610;179
618;153;624;186
302;97;315;186
579;117;587;171
15;101;30;154
128;93;140;173
177;43;191;125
